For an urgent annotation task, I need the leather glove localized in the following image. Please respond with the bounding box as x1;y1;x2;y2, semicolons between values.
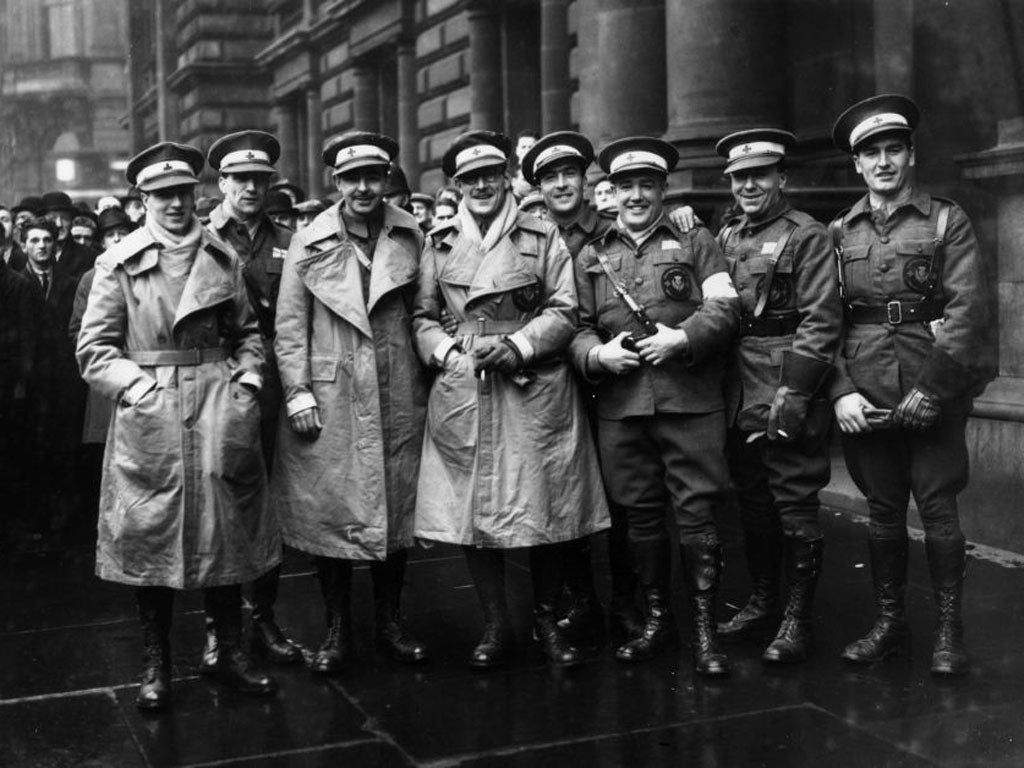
767;385;811;442
440;308;459;337
891;387;941;430
474;339;523;376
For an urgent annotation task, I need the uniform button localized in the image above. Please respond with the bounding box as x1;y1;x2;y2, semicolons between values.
737;283;747;291
880;263;891;273
634;277;644;286
739;254;747;262
880;236;890;244
184;417;194;429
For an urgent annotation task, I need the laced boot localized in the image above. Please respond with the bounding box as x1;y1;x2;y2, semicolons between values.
717;530;783;640
464;547;513;669
841;537;910;664
556;538;607;648
199;614;218;676
531;545;582;666
927;538;968;677
136;587;173;711
763;538;823;664
681;537;731;677
207;585;277;695
615;539;679;662
371;551;428;663
250;565;302;664
312;557;353;674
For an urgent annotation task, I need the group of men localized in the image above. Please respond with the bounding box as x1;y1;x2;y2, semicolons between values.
18;90;990;713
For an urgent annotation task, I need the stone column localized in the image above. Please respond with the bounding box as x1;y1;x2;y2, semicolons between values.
468;1;503;130
874;0;914;93
353;63;380;132
396;40;420;188
305;87;323;198
664;0;785;144
540;0;571;132
272;99;300;186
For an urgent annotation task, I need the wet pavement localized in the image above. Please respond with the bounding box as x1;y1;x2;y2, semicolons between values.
2;506;1022;768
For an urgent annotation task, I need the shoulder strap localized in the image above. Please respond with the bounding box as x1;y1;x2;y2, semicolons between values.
934;203;951;246
829;212;848;303
752;222;798;318
593;247;644;314
718;223;737;250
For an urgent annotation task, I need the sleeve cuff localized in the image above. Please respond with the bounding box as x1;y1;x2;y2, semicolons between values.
507;331;534;364
233;370;263;391
780;351;833;395
431;337;458;368
286;391;317;417
122;377;156;405
915;347;972;401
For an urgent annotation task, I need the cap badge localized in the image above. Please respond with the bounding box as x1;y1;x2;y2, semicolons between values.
245;151;255;159
471;147;482;156
163;163;173;171
346;148;357;157
741;145;752;154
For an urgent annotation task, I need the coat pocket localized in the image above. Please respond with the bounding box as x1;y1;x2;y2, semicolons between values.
426;352;478;468
221;380;264;485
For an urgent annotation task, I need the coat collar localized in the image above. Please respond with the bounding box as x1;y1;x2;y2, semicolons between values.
438;214;539;302
724;197;791;234
847;188;933;223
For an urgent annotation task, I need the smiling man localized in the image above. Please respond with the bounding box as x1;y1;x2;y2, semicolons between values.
570;136;740;675
713;129;841;664
829;95;992;677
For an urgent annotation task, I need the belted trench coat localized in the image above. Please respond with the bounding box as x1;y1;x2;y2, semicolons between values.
76;225;280;589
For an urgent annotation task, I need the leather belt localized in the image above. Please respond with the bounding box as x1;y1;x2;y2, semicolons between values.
127;348;227;366
455;319;527;336
846;299;945;325
739;313;801;337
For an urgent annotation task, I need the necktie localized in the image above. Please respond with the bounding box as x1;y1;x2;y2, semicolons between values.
41;272;49;297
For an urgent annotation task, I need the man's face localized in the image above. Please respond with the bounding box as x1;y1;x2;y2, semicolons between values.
433;203;456;224
125;200;146;223
730;165;786;221
143;185;195;234
14;210;32;229
71;226;95;248
515;136;536;163
458;165;508;220
24;227;54;267
101;227;131;249
538;161;584;217
411;201;433;225
296;212;317;230
0;208;11;237
614;172;666;231
385;192;409;209
853;135;914;199
45;210;71;240
593;180;616;212
218;172;270;220
334;165;386;218
269;212;296;230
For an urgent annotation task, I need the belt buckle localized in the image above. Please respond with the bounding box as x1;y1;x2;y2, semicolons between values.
476;316;486;335
189;348;203;364
886;300;903;325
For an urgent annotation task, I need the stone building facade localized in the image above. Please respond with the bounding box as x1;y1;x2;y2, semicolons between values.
0;0;129;201
124;0;1024;553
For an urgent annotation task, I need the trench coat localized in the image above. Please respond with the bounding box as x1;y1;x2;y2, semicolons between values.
271;203;428;561
76;224;280;589
69;268;113;444
412;211;610;548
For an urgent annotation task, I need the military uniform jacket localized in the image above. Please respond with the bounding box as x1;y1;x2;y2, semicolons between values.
830;190;992;410
570;216;740;418
560;205;613;260
719;199;841;430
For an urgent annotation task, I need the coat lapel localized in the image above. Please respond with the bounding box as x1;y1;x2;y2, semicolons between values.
173;235;236;330
367;232;417;314
465;232;535;304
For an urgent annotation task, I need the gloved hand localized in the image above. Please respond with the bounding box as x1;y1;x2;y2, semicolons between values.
767;385;811;441
440;308;459;336
474;338;523;377
891;387;941;430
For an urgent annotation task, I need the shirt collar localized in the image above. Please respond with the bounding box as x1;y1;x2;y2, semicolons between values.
558;204;600;236
729;196;790;232
848;187;931;221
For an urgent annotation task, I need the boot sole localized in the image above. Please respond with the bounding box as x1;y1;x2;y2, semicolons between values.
840;645;902;664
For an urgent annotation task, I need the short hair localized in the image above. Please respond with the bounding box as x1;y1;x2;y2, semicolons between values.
72;215;97;230
22;216;58;239
517;129;539;140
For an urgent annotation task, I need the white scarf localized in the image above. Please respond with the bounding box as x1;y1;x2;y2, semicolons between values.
456;191;518;253
616;212;665;250
147;215;202;278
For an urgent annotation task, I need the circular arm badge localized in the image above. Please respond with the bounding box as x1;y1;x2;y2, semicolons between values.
511;280;543;311
661;267;692;301
756;275;793;309
902;257;938;294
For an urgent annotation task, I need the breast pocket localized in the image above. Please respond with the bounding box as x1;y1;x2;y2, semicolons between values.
895;239;938;297
584;253;622;309
840;244;871;301
747;253;796;312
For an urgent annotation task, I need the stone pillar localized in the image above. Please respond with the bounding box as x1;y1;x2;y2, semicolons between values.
664;0;786;144
378;58;398;140
874;0;914;94
540;0;571;132
272;100;300;186
591;0;666;143
353;63;380;132
396;40;420;188
305;87;323;198
467;1;503;130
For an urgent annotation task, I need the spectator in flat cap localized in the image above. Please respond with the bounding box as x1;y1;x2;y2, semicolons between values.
711;128;841;665
203;129;304;671
293;198;326;231
272;130;429;675
265;190;297;230
432;199;456;226
571;136;740;676
269;178;305;206
77;140;281;710
414;129;609;671
517;190;547;218
409;192;434;233
40;192;99;280
829;94;994;678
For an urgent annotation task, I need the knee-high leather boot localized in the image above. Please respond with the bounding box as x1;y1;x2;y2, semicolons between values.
371;550;428;663
312;557;353;674
531;544;582;667
463;547;512;669
205;585;276;695
136;587;173;711
841;537;910;663
250;564;302;664
927;537;968;676
681;537;731;677
615;538;678;663
762;537;823;664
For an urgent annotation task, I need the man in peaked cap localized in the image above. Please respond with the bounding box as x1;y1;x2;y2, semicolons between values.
521;130;637;649
409;192;434;233
413;129;609;670
41;191;100;280
77;140;280;709
203;129;305;672
712;128;842;664
271;130;429;674
828;95;993;677
569;136;740;676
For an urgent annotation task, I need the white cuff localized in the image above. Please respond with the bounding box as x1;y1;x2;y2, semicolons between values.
432;337;458;367
507;331;534;364
286;391;318;417
701;271;739;300
586;346;604;376
123;377;156;405
234;370;263;391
